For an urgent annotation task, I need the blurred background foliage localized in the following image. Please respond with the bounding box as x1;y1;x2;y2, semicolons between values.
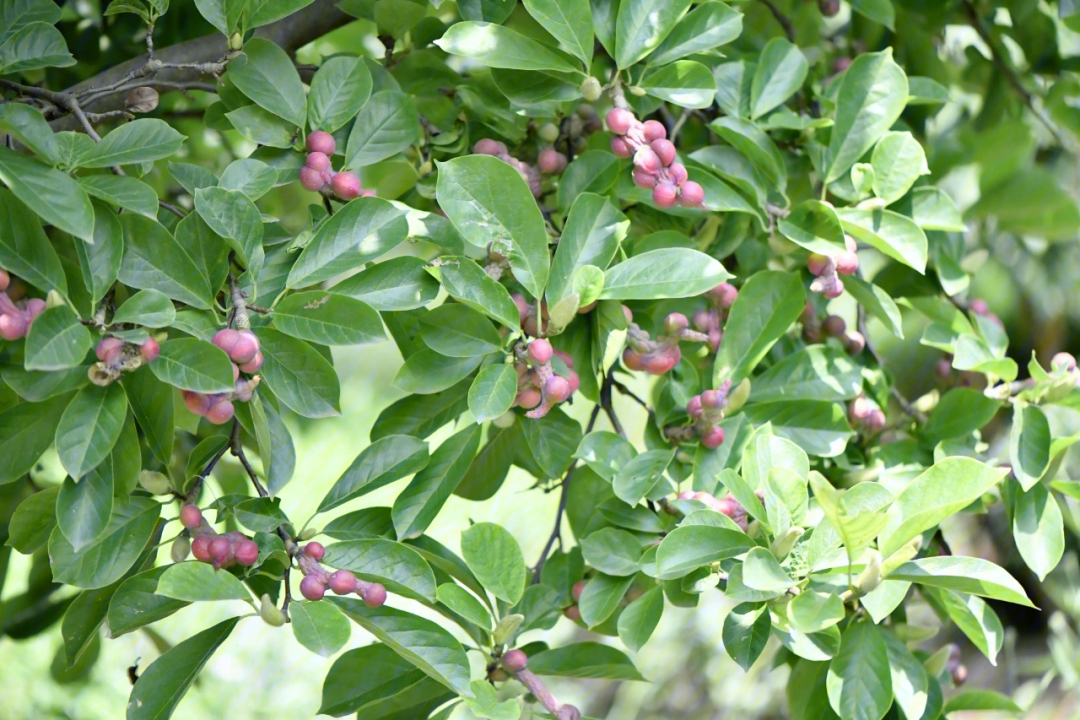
9;0;1080;718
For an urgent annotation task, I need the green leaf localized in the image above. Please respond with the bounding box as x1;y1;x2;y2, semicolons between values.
879;457;1007;557
343;90;421;168
0;188;68;295
0;22;75;74
323;538;438;602
927;589;1003;665
750;347;862;404
714;270;804;386
126;617;239;720
55;382;127;481
613;448;674;505
370;377;471;441
193;186;263;269
319;643;453;717
24;305;92;371
257;328;341;418
0;392;73;484
233;496;289;532
521;407;583;479
156;562;252;602
555;151;620;213
0;146;94;241
307;55;373;134
741;546;793;592
468;364;517;423
0;103;58;163
649;0;741;66
106;566;189;636
218;158;277;200
617;585;663;652
614;0;690;68
119;214;216;310
1007;480;1064;582
966;168;1080;241
331;255;439;311
8;485;59;552
547;193;627;308
844;276;904;338
836;207;927;273
826;620;892;720
523;0;593;66
709;116;786;189
887;557;1035;607
639;60;716;109
78;175;158;219
1010;404;1052;491
436;155;550;300
225;104;295;148
942;691;1021;715
290;600;351;657
273;291;384;346
882;629;928;720
3;365;86;402
436;583;492;628
319;435;429;513
393;350;484;395
112;289;176;328
920;387;1001;448
745;401;853;458
810;474;891;563
581;527;643;576
83;119;185;168
420;303;503;357
789;591;844;634
149;338;235;393
393;424;481;539
287;197;408;288
435;22;581;74
896;187;965;232
575;430;637;482
328;597;474;696
578;572;633;627
722;602;771;671
528;641;645;680
787;659;840;720
870;131;928;205
600;248;728;300
751;37;809;119
435;256;527;330
826;49;908;184
655;525;755;579
778;200;847;256
122;367;174;465
460;521;526;604
228;38;306;127
49;496;159;589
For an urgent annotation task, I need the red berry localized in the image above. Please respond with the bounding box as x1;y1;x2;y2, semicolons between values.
606;108;634;135
678;180;705;207
571;580;587;602
300;574;326;601
239;351;263;373
306;130;336;155
362;582;387;608
701;425;725;449
235;540;259;566
503;649;528;672
610;136;633;158
567;370;580;395
835;251;859;275
206;399;235;425
643;347;680;375
304;542;325;560
140;337;159;362
183;391;211;416
0;312;27;340
517;387;542;410
687;395;703;419
208;535;230;564
642;120;666;142
96;337;124;363
191;535;213;561
544;375;571;403
528;339;553;365
622;348;644;371
306;151;330;172
179;504;203;529
299;166;326;192
329;569;357;595
331;171;362;200
653;182;678;208
700;389;721;409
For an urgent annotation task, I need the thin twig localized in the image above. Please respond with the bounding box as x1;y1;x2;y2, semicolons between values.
230;420;268;497
600;372;626;439
280;567;292;621
857;304;927;423
183;430;232;502
759;0;796;43
159;200;186;219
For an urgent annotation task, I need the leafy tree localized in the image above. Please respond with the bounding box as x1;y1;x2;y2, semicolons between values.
1;0;1079;718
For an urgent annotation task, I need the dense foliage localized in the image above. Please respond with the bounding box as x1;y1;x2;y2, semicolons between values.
4;0;1080;718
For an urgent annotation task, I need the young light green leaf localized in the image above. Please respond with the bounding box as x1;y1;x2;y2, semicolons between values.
887;556;1035;607
655;525;755;579
1007;480;1064;582
436;583;493;629
826;620;892;720
435;256;522;330
600;248;729;300
778;200;847;256
639;60;717;109
460;521;526;605
1010;404;1051;491
836;207;927;274
789;591;844;634
723;602;771;671
522;0;593;66
581;527;643;577
870;131;929;205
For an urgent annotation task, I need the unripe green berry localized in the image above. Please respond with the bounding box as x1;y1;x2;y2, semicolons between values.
580;77;602;101
538;123;559;143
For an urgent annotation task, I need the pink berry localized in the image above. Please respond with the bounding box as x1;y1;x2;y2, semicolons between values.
571;580;587;602
567;370;580;395
231;363;241;382
668;162;688;185
235;540;259;566
179;504;203;529
866;409;886;433
140;337;159;362
553;349;574;369
664;312;688;334
823;315;846;337
306;131;336;155
329;569;357;595
711;282;738;309
517;388;542;410
300;574;326;601
634;146;662;174
642;120;666;142
191;535;213;561
834;57;853;73
208;535;230;564
528;339;553;365
701;389;721;409
239;352;263;373
687;395;703;419
544;375;571;403
807;254;830;277
538;148;565;174
0;312;27;340
304;542;325;560
503;649;528;672
823;279;845;299
1053;352;1077;372
226;330;259;364
206;399;235;425
362;582;387;608
650;139;677;166
183;391;211;416
622;348;644;371
563;605;581;620
306;151;331;172
473;138;506;156
212;328;241;354
606;108;634;135
678;181;705;207
701;425;725;449
643;348;680;375
845;234;857;253
632;169;658;189
849;396;873;422
623;305;633;323
844;330;866;355
835;251;859;275
610;136;633;158
332;171;362;200
677;490;696;500
653;182;678;208
96;337;124;363
0;270;9;291
299;166;326;192
969;299;989;316
24;298;45;319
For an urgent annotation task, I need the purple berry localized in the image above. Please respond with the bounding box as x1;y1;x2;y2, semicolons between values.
538;148;566;174
362;582;387;607
306;131;336;155
306;151;331;172
332;171;362;200
678;181;705;207
299;166;326;192
235;540;259;566
528;338;553;365
300;574;326;601
329;569;357;595
179;504;203;529
544;375;571;403
192;535;213;561
503;649;528;672
304;542;325;560
687;395;703;419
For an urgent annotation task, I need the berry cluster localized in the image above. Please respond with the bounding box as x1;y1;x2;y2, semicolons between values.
606;107;705;209
473;139;543;197
848;395;886;435
807;235;859;299
89;335;160;385
684;379;733;449
622;309;708;375
676;489;750;530
512;338;580;419
295;541;387;607
802;309;865;355
692;282;738;353
0;270;45;341
561;579;588;621
182;328;263;425
297;131;376;201
178;504;260;569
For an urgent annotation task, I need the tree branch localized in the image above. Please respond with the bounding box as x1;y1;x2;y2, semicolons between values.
759;0;796;43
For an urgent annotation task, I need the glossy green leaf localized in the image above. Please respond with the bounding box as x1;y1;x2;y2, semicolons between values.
0;188;68;295
393;424;480;539
887;556;1034;607
149;338;235;393
836;207;927;274
723;602;771;671
83;119;184;168
156;561;252;602
714;270;804;386
79;175;159;218
24;305;92;372
528;641;645;680
1008;479;1064;582
826;620;892;720
460;520;526;604
614;0;690;68
436;583;492;629
319;435;429;512
273;291;385;346
655;525;755;579
319;642;454;717
49;496;159;589
290;600;351;657
420;303;503;357
307;55;373;134
751;37;809;119
649;1;741;66
343;90;421;169
468;364;517;423
331;256;439;311
323;538;437;602
1010;404;1052;491
523;0;593;66
778;200;847;256
112;289;176;328
119;214;216;310
56;471;113;553
870;131;928;205
600;248;728;300
228;38;306;127
257;328;341;418
639;60;716;109
0;146;94;242
435;22;581;74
